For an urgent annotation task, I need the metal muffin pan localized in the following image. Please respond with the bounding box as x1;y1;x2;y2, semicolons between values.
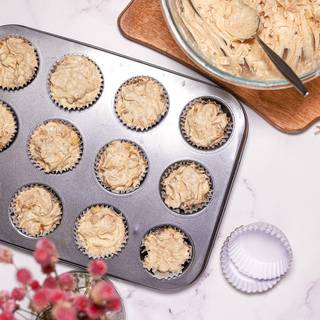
0;25;247;291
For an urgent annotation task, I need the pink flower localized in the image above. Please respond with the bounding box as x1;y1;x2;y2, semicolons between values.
85;303;106;319
0;247;13;264
87;260;107;279
106;296;121;312
49;289;65;304
58;273;75;291
0;313;14;320
33;239;58;270
2;299;16;313
0;291;10;306
43;276;58;290
16;268;32;285
30;280;40;291
11;288;26;301
52;302;76;320
90;281;116;306
31;288;50;312
73;295;89;312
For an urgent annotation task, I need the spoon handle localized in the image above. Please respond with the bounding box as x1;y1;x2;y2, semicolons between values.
256;36;309;97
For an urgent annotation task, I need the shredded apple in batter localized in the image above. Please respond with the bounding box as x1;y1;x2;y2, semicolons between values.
176;0;320;80
13;186;62;237
49;55;102;109
115;77;167;130
162;163;211;210
0;102;16;151
29;120;81;173
0;37;38;89
183;100;229;147
96;140;147;193
143;227;192;276
76;206;127;258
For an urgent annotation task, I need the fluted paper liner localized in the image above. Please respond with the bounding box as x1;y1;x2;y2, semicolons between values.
74;204;128;259
114;76;169;131
0;101;18;152
94;139;148;194
140;225;193;280
180;97;233;151
27;119;83;175
220;238;280;294
0;36;39;91
48;54;104;111
160;160;213;215
9;183;63;238
227;222;293;280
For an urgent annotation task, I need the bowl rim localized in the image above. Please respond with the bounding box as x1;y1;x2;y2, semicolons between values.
160;0;320;89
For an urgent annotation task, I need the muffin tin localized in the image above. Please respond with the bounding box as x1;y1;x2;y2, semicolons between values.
0;25;247;291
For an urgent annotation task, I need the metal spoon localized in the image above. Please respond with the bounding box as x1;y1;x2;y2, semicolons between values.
253;18;309;97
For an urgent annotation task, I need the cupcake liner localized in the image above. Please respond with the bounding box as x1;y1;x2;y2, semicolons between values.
94;139;149;194
27;119;83;175
220;238;280;294
140;225;193;280
160;160;213;215
180;97;233;151
74;204;129;259
114;76;169;131
9;183;63;238
227;222;293;280
0;36;39;91
48;54;104;111
0;101;18;152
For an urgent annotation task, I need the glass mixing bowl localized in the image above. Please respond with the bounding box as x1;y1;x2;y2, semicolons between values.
160;0;320;90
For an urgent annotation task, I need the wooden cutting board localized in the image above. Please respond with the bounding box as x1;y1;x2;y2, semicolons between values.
118;0;320;133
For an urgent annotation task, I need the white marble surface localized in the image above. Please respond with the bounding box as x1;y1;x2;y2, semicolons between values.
1;1;320;319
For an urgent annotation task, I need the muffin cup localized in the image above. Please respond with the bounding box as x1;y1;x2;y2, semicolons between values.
180;97;233;151
0;101;18;152
140;225;193;280
48;54;104;111
114;76;169;131
160;160;213;215
94;139;149;194
74;204;129;259
220;238;280;294
0;36;39;91
227;222;293;280
27;119;83;175
9;183;63;238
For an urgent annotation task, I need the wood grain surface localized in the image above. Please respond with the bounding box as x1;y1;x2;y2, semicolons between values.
118;0;320;133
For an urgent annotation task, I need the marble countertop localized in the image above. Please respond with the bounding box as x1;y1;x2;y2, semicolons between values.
1;1;320;319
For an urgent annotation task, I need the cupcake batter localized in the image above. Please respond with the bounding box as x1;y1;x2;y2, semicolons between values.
183;100;229;147
96;140;147;192
76;206;126;258
29;120;81;173
0;103;16;151
116;77;167;130
176;0;320;80
13;186;62;237
49;55;102;109
143;227;192;275
162;163;211;210
0;37;38;89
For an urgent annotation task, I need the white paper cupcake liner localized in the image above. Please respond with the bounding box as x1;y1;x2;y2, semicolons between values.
27;119;83;175
114;76;169;132
48;54;104;111
74;204;128;259
227;222;293;280
0;36;39;91
220;239;280;294
140;225;193;280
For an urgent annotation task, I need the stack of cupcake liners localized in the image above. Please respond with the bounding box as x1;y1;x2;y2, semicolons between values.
220;222;293;293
